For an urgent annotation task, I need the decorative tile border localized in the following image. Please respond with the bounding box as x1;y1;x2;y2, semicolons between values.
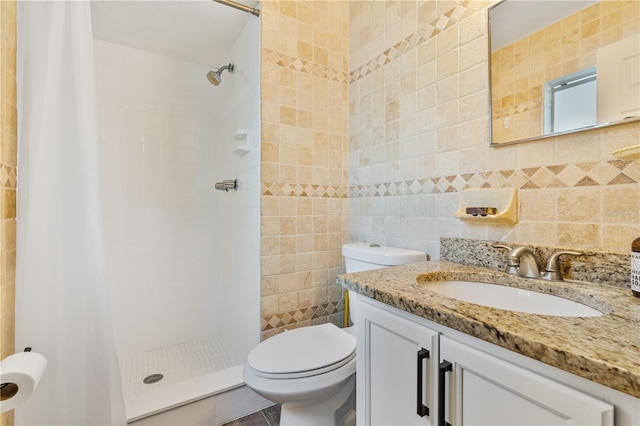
261;301;341;331
492;99;542;119
349;1;475;83
1;165;17;189
349;160;638;198
262;48;348;84
262;181;348;198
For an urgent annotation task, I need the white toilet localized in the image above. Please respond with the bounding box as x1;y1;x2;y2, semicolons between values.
243;243;427;426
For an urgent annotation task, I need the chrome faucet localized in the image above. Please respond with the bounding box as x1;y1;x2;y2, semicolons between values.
493;245;540;278
493;244;582;281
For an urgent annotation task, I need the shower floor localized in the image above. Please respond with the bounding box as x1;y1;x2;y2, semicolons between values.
120;337;236;397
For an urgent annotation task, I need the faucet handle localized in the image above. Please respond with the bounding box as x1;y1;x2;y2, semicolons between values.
542;251;582;281
492;244;518;274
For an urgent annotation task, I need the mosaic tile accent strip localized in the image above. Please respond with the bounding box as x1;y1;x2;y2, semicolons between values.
349;1;475;83
1;165;17;189
349;160;638;198
262;181;348;198
261;301;341;331
262;48;348;84
492;99;542;120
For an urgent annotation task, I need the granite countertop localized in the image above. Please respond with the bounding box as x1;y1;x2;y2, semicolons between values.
337;260;640;398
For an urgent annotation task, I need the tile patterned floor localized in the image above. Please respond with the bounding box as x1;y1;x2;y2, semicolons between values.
119;337;235;397
222;404;281;426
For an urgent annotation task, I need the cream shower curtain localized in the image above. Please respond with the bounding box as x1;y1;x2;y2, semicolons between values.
16;1;125;424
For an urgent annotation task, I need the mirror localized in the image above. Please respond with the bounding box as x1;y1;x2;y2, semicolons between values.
489;0;640;145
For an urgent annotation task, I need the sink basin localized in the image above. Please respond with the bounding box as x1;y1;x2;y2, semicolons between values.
422;280;603;317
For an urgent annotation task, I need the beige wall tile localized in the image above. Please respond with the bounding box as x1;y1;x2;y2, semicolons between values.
602;184;640;224
602;224;640;253
260;0;348;340
519;189;558;221
1;3;16;426
557;223;600;248
348;1;639;265
515;222;558;246
558;186;601;218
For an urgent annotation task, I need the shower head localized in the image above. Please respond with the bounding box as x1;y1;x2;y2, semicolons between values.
206;63;234;86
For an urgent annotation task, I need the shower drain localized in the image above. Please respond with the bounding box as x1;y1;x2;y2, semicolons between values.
143;373;164;384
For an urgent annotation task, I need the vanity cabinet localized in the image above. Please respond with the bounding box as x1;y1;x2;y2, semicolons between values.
357;300;439;425
356;296;638;426
440;336;613;426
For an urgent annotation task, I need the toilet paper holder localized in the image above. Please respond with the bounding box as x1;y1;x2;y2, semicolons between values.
0;346;47;411
0;348;32;398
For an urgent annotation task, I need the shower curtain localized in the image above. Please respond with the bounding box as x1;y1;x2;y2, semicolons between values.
15;1;125;424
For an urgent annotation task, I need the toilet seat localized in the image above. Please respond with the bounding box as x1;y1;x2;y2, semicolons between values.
247;323;356;379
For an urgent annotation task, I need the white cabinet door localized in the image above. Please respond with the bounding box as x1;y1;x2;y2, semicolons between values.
439;336;614;426
357;300;439;426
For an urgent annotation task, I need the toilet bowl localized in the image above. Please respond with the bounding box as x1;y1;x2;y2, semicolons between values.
243;323;357;425
243;243;427;425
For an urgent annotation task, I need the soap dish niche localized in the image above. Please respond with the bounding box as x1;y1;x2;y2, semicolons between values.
454;187;518;224
611;144;640;160
232;129;252;156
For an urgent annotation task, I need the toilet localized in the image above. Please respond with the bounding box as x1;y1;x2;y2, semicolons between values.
243;243;427;425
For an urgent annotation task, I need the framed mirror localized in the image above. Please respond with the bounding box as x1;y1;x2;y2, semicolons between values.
489;0;640;145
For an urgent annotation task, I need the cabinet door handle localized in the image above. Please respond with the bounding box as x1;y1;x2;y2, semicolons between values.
438;360;453;426
417;348;430;417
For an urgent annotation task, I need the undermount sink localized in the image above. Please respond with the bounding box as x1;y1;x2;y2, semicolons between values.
421;280;604;317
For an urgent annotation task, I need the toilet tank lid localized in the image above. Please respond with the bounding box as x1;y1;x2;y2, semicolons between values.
342;242;426;266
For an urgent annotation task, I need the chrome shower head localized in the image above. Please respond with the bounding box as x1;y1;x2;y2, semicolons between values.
206;63;234;86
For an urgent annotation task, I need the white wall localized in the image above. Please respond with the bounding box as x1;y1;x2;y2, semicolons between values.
94;38;257;359
214;17;261;360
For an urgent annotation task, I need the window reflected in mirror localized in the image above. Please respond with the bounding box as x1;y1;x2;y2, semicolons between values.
546;68;596;134
489;0;640;145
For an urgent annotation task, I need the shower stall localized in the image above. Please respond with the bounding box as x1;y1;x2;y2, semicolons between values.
91;1;262;422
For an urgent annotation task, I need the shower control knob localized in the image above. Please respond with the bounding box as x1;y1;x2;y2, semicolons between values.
215;179;238;192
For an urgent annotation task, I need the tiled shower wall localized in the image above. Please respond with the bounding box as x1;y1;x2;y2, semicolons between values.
259;1;350;339
491;0;639;143
94;40;226;357
0;1;16;426
348;1;640;259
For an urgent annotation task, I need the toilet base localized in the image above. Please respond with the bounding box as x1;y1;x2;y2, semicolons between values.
279;375;356;426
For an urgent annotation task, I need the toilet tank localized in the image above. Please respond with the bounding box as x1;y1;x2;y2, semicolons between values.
342;242;427;273
342;243;427;327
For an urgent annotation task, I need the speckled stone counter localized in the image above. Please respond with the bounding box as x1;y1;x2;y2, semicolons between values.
337;260;640;398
